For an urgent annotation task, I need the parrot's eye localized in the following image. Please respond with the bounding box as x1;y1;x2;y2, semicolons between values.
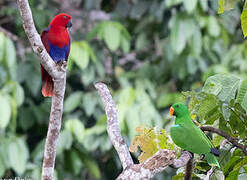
64;16;68;19
175;105;179;108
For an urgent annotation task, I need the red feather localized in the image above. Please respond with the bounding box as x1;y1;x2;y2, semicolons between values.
40;13;71;97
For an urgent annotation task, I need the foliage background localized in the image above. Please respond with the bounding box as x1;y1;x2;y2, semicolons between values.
0;0;247;179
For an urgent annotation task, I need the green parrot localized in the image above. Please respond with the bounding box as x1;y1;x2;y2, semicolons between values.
169;102;220;167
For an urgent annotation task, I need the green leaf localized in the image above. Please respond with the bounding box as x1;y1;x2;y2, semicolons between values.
223;156;241;175
117;87;136;125
0;93;11;129
211;170;225;180
170;16;195;54
70;41;94;70
184;0;197;13
0;138;11;168
0;154;5;177
157;93;182;108
236;78;247;110
80;66;95;86
120;36;130;53
218;0;225;14
0;32;5;62
86;23;103;41
208;16;220;37
241;1;247;38
82;92;98;116
31;139;45;164
185;91;221;123
227;168;240;180
77;149;101;179
165;0;183;7
135;33;148;50
5;37;17;80
191;26;202;57
8;137;29;175
103;22;120;51
16;83;25;106
187;56;198;74
57;130;73;155
202;74;240;102
64;91;83;113
218;0;238;14
64;149;82;176
65;119;85;143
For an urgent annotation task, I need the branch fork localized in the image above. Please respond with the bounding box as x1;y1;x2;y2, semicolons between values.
95;82;192;179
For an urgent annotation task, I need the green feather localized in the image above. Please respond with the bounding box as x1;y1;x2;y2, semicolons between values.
170;102;220;168
205;152;220;168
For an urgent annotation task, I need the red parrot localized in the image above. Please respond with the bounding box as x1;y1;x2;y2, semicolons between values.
40;13;72;97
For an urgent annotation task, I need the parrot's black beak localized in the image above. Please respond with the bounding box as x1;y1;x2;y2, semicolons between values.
66;19;72;28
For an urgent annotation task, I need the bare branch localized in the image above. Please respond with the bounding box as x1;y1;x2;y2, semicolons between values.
95;82;134;169
117;149;176;180
42;77;66;180
205;167;214;180
17;1;67;180
201;126;247;155
172;151;193;168
95;82;192;179
0;26;19;41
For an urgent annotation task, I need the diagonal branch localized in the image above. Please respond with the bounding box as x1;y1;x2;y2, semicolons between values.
95;82;134;169
17;1;67;180
95;82;192;179
200;126;247;155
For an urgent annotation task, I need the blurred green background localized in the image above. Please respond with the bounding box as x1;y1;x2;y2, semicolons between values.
0;0;246;179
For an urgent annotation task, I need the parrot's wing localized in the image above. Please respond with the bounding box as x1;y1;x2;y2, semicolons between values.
41;29;50;53
65;35;71;61
170;123;213;154
40;29;53;97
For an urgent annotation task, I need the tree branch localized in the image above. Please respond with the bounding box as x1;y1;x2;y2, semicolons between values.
172;151;193;168
95;82;134;169
200;126;247;155
17;1;67;180
0;26;19;41
95;82;192;179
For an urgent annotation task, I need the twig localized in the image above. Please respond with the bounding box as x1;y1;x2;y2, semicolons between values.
0;26;19;41
17;1;67;180
200;126;247;155
95;82;191;179
184;155;194;180
95;82;134;169
117;149;176;180
205;167;214;180
173;151;193;168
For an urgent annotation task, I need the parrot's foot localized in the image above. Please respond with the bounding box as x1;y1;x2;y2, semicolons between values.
61;61;67;72
56;60;67;72
200;154;205;160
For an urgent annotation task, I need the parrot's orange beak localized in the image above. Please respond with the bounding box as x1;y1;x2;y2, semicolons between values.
169;107;174;116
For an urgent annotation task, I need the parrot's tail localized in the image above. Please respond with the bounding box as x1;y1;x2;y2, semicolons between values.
41;65;53;97
205;152;220;168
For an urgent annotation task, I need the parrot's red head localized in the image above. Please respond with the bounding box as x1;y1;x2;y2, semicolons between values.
49;13;72;28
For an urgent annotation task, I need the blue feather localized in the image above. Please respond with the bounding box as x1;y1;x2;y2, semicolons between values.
48;41;69;62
